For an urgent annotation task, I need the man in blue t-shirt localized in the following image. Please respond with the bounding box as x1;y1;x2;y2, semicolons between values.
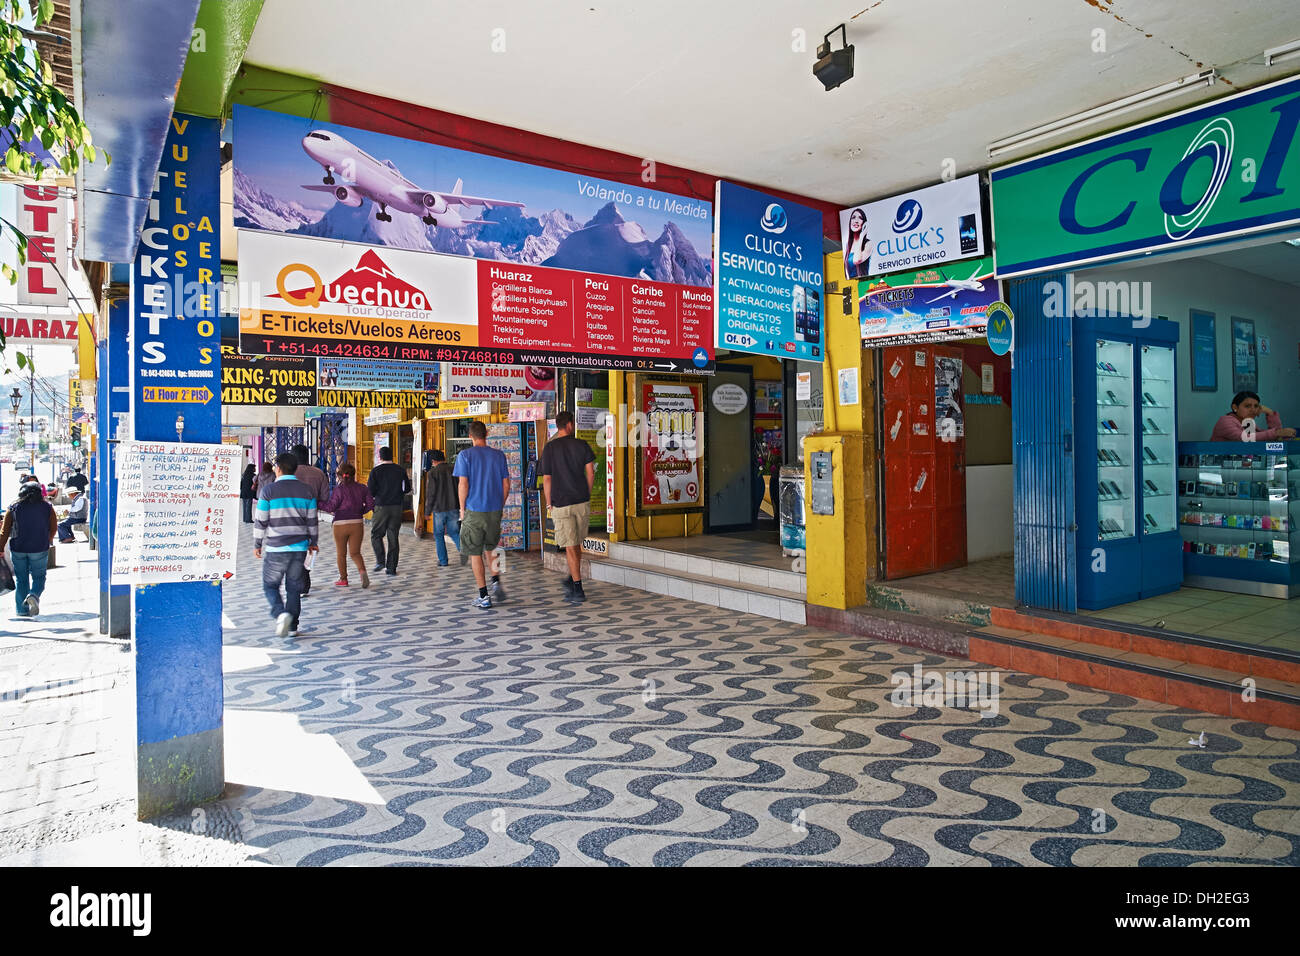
453;420;511;609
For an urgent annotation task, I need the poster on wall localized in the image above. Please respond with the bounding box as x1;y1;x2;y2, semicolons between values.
858;255;999;347
318;357;439;394
839;175;984;280
1231;317;1257;393
637;380;703;513
237;230;715;372
935;355;965;439
110;441;241;585
1190;309;1217;391
576;388;608;530
714;181;824;361
372;431;390;465
220;339;318;406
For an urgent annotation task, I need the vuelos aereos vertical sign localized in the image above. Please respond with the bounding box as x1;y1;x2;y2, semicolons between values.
991;74;1300;277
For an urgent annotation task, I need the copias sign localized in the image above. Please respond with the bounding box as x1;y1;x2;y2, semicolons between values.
991;75;1300;278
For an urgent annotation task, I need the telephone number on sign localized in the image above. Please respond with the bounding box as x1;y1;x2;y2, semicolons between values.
434;348;516;363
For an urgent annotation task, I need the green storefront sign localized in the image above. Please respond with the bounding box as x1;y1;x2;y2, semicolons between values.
991;74;1300;277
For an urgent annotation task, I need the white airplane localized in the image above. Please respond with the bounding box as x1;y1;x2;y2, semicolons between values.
300;129;525;227
925;266;986;304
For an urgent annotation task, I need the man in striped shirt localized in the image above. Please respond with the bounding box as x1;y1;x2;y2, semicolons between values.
254;452;320;637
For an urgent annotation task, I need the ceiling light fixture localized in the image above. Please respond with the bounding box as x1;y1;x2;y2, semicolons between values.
1264;39;1300;67
988;69;1217;161
1285;238;1300;247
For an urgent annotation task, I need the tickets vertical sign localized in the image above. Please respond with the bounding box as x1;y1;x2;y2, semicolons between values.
131;114;222;443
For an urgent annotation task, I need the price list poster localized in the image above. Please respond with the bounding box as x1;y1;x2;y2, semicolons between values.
111;442;241;585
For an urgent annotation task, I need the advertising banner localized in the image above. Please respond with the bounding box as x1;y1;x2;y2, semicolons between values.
131;114;222;444
637;380;703;513
443;363;556;402
0;312;78;346
990;74;1300;277
318;357;439;393
110;441;241;585
233;103;712;286
840;175;984;280
715;182;824;361
576;387;608;530
220;339;317;406
858;255;1000;347
318;388;436;410
238;230;714;372
0;182;69;307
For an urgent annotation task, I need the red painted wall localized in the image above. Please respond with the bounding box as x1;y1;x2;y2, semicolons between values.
323;84;842;241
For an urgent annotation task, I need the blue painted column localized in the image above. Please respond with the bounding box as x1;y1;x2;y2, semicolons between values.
129;113;224;817
97;297;131;636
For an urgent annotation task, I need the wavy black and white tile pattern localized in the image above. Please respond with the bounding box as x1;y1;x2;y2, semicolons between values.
217;526;1300;866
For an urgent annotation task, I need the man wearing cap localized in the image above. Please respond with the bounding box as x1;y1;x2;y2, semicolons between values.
57;488;89;542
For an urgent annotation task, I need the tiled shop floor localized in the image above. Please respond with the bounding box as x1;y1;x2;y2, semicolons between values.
211;522;1300;867
1091;588;1300;648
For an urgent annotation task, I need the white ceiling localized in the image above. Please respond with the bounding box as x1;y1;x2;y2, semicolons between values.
1200;238;1300;287
244;0;1300;206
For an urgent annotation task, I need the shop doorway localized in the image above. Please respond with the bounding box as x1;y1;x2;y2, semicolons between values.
879;343;968;579
705;364;754;532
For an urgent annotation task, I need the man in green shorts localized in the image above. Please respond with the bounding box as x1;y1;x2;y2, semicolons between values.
538;409;596;604
454;420;512;609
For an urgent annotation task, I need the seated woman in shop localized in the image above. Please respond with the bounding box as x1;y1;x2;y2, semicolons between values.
1210;390;1297;441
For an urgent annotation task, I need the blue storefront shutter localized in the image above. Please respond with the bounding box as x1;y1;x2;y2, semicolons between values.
1009;273;1076;612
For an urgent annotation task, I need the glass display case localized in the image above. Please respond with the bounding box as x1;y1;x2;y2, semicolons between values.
1177;442;1300;597
1095;338;1134;541
1139;344;1177;535
1073;315;1182;609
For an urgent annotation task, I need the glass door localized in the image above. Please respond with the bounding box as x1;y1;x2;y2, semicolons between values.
1139;344;1176;534
1095;338;1134;541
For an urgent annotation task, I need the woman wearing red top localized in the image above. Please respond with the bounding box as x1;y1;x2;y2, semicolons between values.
323;462;374;587
1210;391;1297;441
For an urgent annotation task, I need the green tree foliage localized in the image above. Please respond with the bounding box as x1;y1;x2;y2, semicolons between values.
0;0;109;372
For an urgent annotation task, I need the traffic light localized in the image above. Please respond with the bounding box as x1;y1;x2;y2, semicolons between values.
70;424;81;448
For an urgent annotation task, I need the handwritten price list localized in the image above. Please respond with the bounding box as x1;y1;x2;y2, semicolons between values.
110;441;243;585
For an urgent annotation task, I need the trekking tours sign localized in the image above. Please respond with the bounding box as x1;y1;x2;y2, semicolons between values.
220;339;317;406
991;74;1300;277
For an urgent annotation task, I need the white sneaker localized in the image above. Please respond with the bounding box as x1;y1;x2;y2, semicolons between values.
275;612;293;637
24;594;38;617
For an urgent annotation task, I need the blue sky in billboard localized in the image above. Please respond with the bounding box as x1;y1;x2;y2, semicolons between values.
232;105;714;287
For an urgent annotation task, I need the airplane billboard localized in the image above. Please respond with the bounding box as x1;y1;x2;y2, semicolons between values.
857;254;1000;348
232;104;713;289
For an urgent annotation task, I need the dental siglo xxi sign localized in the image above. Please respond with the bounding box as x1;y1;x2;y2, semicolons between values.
991;74;1300;277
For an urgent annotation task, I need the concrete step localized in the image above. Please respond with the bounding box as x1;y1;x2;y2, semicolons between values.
589;556;805;624
607;541;806;596
863;580;995;628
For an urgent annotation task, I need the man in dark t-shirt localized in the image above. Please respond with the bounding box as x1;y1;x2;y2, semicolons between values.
537;410;596;604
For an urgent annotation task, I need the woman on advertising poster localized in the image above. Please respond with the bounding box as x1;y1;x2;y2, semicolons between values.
842;207;871;280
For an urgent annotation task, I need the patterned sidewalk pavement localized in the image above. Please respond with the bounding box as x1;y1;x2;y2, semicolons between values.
207;520;1300;867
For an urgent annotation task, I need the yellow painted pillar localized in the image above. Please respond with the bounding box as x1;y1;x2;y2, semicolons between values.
803;253;877;609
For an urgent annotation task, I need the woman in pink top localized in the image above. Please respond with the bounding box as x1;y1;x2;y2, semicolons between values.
1210;391;1297;441
323;462;374;587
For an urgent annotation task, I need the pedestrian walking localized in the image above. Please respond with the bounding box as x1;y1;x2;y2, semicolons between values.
368;445;410;576
323;462;373;588
65;467;89;494
57;488;89;542
292;444;330;597
240;463;257;523
453;420;511;609
423;448;461;566
538;409;596;604
253;452;319;638
254;461;274;497
0;479;57;617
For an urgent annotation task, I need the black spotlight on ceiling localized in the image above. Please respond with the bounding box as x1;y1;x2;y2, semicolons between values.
814;24;854;91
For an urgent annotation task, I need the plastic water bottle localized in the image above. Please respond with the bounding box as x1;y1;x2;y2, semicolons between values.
492;545;507;576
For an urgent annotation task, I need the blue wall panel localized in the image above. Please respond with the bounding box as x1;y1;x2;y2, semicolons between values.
1010;273;1076;612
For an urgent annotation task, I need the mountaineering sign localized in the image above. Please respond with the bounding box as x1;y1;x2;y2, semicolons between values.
714;181;824;362
991;73;1300;277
